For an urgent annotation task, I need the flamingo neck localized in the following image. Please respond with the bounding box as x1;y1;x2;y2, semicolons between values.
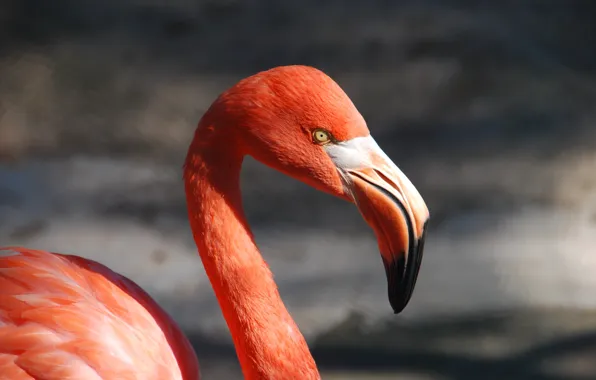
184;135;320;380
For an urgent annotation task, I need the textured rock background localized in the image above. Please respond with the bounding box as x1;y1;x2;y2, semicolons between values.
1;1;596;378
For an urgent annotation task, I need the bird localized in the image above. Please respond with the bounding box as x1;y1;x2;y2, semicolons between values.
0;65;429;380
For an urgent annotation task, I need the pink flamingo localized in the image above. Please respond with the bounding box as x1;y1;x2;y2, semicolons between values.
0;65;429;379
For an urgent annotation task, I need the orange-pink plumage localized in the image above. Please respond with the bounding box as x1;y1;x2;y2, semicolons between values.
1;65;428;379
0;247;199;380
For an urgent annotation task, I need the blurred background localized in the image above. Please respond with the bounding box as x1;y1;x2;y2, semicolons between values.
2;1;596;378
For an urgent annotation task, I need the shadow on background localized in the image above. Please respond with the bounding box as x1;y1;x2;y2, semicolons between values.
187;309;596;379
3;1;596;71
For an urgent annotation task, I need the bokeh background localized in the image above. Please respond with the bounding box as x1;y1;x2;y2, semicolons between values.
2;1;596;378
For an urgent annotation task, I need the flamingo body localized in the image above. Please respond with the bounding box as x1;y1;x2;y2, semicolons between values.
0;247;199;380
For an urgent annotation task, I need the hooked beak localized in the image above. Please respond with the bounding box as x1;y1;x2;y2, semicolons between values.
325;135;429;314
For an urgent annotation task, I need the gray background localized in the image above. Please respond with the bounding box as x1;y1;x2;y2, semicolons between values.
1;1;596;378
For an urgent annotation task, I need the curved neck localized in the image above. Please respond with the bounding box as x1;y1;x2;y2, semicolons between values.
184;129;320;380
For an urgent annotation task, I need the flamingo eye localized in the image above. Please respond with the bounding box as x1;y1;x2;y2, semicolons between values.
312;129;332;145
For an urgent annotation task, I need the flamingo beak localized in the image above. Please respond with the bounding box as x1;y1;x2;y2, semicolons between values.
325;135;429;314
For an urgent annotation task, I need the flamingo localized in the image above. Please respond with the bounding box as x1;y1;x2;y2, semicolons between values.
0;65;429;379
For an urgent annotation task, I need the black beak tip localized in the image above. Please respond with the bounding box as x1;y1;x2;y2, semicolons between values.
384;221;428;314
391;302;407;315
384;255;411;314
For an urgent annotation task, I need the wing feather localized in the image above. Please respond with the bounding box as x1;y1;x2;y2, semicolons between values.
0;247;200;380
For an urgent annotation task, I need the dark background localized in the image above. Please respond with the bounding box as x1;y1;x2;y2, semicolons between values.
1;1;596;378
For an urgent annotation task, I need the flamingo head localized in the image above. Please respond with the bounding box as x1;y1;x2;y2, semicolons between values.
206;65;429;314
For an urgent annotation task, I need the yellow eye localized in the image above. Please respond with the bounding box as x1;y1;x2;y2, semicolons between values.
312;129;331;144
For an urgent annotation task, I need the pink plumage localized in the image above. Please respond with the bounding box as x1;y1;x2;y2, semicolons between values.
0;247;199;380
